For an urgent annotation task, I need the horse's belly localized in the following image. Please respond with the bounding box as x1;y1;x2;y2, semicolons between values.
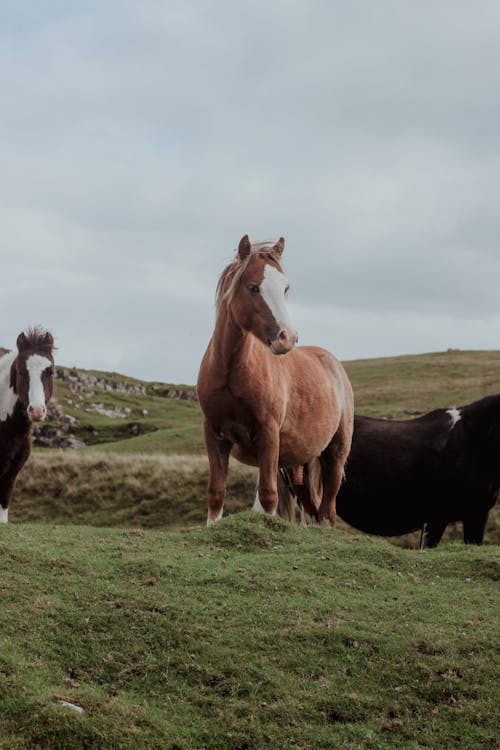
278;429;332;468
278;408;337;466
231;444;259;467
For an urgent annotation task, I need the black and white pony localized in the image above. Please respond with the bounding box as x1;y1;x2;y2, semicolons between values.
0;328;55;523
273;394;500;549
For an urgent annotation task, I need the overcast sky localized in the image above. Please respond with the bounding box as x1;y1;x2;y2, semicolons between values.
1;1;499;384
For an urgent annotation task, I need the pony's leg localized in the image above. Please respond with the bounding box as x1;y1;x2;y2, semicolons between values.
317;424;352;527
0;469;23;524
255;471;293;518
257;428;280;515
203;421;231;526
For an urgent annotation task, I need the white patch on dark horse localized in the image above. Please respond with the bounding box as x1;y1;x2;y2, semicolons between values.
447;407;462;427
0;352;18;422
27;354;51;419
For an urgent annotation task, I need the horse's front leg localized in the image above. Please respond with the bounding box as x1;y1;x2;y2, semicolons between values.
257;426;280;516
203;420;231;526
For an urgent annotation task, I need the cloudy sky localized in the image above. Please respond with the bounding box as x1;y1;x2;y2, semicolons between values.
1;1;499;384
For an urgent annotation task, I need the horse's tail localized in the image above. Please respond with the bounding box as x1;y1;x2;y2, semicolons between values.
275;460;323;526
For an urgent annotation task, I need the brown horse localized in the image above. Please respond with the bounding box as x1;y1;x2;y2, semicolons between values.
197;234;354;526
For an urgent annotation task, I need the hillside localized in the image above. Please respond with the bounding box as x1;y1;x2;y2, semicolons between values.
0;515;497;749
25;348;500;454
4;348;499;543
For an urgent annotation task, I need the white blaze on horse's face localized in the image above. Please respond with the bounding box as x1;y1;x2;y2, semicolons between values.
260;265;298;354
26;354;51;421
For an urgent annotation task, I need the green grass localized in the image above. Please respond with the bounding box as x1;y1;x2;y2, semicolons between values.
12;451;499;548
343;350;500;418
0;514;498;749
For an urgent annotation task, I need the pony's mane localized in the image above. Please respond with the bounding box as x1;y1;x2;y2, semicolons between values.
22;326;55;355
216;242;283;309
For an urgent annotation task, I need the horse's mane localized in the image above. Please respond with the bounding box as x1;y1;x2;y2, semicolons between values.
22;326;55;355
215;242;283;309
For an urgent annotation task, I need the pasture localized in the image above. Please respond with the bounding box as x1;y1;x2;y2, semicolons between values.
1;347;499;747
0;514;498;749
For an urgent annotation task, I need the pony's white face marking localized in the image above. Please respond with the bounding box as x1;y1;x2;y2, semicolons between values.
260;264;295;333
447;407;462;428
0;507;8;523
27;354;51;417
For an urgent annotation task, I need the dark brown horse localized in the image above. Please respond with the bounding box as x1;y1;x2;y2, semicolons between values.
276;397;500;549
0;328;55;523
197;235;354;526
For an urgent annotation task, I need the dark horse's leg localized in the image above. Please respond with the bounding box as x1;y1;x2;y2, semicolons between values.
462;509;490;545
0;444;31;524
420;519;448;550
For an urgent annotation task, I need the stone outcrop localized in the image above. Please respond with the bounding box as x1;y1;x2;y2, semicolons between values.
31;366;195;449
56;368;147;397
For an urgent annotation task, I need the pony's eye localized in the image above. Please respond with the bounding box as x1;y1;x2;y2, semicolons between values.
285;285;290;296
44;367;54;376
248;284;260;295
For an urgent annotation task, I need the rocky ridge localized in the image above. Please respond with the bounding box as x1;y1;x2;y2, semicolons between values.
33;368;197;449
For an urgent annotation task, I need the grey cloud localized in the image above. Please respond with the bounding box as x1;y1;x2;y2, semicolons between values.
1;2;499;383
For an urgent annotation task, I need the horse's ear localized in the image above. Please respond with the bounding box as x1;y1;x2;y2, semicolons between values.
16;332;29;352
273;237;285;257
238;235;251;261
42;331;54;348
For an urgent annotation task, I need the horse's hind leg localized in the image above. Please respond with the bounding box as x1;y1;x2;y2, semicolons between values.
317;423;352;527
462;509;489;545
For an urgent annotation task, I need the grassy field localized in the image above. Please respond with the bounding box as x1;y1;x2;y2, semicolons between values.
12;451;500;548
7;348;498;545
2;350;499;747
0;514;497;749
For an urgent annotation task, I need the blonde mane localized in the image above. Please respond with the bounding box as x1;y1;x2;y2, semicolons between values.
215;242;283;309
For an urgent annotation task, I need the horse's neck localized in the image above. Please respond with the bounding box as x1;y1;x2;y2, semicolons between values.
0;352;19;422
208;307;256;386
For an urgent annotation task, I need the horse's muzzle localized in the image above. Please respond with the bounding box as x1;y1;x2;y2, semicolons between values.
269;328;298;355
28;404;47;422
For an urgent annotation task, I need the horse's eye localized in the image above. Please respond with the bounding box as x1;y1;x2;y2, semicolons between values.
44;367;54;376
285;285;290;296
248;284;260;295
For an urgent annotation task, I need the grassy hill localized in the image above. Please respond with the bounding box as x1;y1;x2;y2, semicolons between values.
0;514;497;749
30;349;500;455
3;347;498;543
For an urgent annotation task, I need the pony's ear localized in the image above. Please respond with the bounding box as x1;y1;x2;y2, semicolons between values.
42;331;54;348
238;235;251;261
16;332;29;352
273;237;285;257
